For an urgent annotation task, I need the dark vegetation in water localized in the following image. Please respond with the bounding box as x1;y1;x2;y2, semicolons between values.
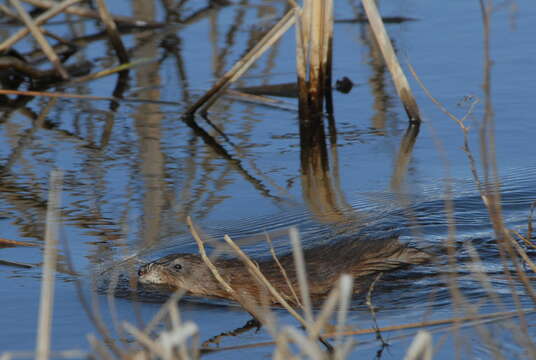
0;0;535;359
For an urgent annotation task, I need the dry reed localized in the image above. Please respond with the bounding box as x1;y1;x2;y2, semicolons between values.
8;0;69;79
361;0;421;123
35;170;63;360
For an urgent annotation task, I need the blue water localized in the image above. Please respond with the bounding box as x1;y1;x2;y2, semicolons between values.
0;0;535;358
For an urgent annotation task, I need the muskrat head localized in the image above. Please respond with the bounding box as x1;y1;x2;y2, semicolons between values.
138;254;216;295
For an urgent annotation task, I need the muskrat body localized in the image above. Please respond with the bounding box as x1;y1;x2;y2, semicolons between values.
138;237;431;304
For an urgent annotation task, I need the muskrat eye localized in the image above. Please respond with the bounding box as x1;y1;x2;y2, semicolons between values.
174;264;182;270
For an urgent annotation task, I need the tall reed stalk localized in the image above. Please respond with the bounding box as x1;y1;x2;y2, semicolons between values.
361;0;421;123
35;170;63;360
294;0;334;118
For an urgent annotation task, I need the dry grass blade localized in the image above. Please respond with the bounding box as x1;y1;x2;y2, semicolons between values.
142;288;188;336
308;283;340;339
0;0;82;51
334;275;354;360
507;231;536;273
186;217;236;297
265;232;302;307
222;230;333;351
511;229;536;250
123;321;167;358
210;308;536;354
289;227;313;330
35;170;63;360
9;0;69;79
86;334;114;360
403;331;432;360
69;57;157;84
281;327;323;360
220;233;305;323
361;0;421;123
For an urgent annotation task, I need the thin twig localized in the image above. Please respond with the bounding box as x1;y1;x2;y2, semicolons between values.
366;273;388;347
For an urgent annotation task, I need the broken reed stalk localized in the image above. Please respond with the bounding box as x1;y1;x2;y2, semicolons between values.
0;0;82;52
8;0;69;79
294;0;334;117
35;170;63;360
184;9;296;116
361;0;421;123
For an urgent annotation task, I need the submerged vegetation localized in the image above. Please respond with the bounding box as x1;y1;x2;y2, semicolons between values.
0;0;534;359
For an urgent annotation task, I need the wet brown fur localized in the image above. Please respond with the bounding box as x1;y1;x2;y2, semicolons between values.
138;237;431;304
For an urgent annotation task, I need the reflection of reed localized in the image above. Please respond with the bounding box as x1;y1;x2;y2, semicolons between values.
390;122;420;192
300;113;353;224
361;24;392;133
133;0;164;248
161;8;291;224
182;115;283;203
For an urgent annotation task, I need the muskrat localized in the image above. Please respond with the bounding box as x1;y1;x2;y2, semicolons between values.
138;236;431;304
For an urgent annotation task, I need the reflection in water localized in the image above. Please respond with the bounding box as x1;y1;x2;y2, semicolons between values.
390;122;420;192
133;0;164;248
0;1;535;357
299;112;354;224
362;24;391;133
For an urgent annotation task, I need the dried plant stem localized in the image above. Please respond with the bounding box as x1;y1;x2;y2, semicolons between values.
8;0;69;79
123;322;167;357
294;0;334;116
35;170;63;360
507;231;536;273
220;232;305;323
361;0;421;123
265;233;302;307
207;308;536;353
403;331;432;360
184;9;296;116
288;228;313;330
186;217;237;297
308;0;329;110
366;273;387;347
511;229;536;250
222;230;333;351
0;0;82;52
95;0;129;64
